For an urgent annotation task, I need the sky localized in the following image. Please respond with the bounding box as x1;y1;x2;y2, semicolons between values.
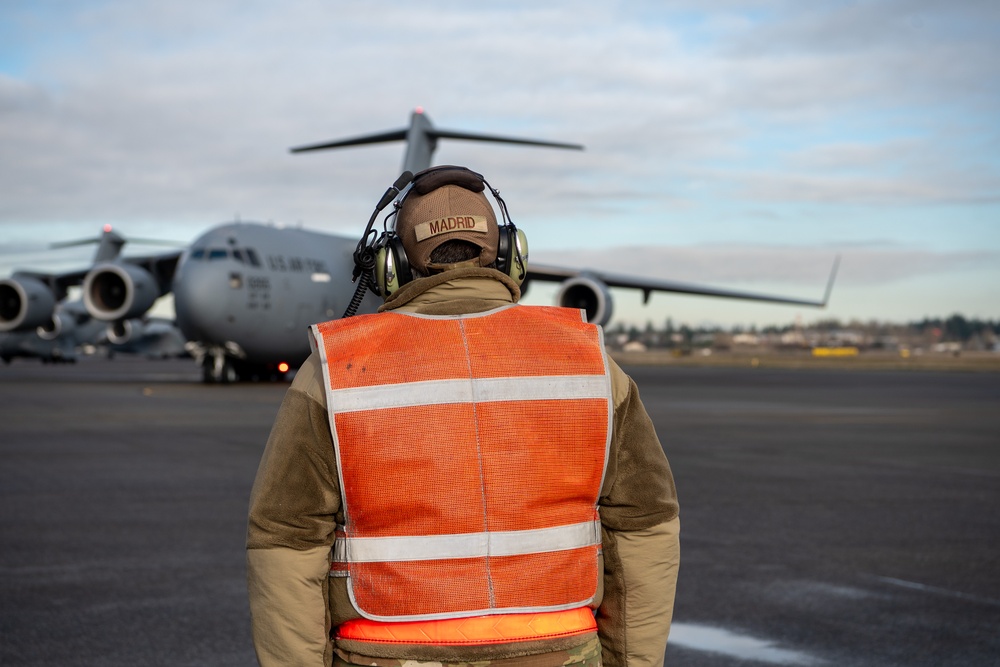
1;0;998;329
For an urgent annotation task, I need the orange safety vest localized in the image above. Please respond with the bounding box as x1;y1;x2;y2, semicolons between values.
311;304;611;632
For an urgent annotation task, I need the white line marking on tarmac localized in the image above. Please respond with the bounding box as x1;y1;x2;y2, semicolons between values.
669;623;825;665
873;576;1000;607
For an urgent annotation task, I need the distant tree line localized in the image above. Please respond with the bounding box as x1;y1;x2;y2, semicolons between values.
607;314;1000;347
909;316;1000;342
741;315;999;342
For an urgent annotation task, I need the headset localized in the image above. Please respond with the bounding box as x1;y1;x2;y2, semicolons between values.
344;166;528;317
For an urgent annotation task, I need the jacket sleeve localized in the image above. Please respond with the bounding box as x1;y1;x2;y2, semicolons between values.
597;358;680;667
247;355;340;667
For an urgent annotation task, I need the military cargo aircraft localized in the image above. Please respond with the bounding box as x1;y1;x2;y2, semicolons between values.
0;300;104;364
0;227;188;364
0;109;836;382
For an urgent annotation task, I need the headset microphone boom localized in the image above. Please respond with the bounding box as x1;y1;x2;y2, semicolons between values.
343;170;414;318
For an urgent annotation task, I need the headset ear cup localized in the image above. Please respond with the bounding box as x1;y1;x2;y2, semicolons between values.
496;225;528;285
512;228;528;285
374;235;412;297
393;236;412;289
374;244;390;296
495;226;528;285
496;226;511;276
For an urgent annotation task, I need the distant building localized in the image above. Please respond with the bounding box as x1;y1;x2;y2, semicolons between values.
622;340;648;353
732;333;761;346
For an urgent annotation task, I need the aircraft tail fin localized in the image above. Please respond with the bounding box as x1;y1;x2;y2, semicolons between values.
290;109;583;173
51;227;184;264
51;227;127;264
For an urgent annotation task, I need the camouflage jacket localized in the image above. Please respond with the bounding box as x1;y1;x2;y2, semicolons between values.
247;267;680;667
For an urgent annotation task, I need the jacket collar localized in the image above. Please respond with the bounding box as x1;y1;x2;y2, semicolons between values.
378;267;521;316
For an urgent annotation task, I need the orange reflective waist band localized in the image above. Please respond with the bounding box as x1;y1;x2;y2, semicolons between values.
336;608;597;646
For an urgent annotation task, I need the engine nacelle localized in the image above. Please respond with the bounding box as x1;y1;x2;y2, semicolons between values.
83;263;159;321
106;319;135;345
556;274;614;327
0;276;56;332
37;310;75;341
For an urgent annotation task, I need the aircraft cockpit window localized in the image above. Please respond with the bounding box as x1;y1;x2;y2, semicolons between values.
229;248;261;266
208;249;229;260
190;249;206;260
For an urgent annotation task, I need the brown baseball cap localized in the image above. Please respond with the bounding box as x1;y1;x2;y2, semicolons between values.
394;166;499;274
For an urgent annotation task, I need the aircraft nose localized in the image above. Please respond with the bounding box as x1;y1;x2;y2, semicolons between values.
173;260;227;340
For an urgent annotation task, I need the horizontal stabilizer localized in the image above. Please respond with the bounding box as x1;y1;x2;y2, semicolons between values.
290;110;583;173
290;129;409;153
429;128;583;151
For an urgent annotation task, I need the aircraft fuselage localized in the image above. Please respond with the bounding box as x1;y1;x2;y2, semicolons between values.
173;222;380;371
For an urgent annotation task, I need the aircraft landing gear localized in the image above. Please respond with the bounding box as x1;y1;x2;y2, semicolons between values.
202;352;238;384
200;351;288;383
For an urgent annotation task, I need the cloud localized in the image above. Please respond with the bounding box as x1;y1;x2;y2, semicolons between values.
731;170;1000;205
784;139;922;171
0;2;997;259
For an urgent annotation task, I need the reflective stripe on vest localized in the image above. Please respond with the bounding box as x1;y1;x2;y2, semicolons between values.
332;520;602;563
311;305;612;622
325;375;610;414
336;608;598;645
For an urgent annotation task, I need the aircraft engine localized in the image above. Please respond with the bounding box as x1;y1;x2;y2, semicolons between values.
83;264;159;321
555;274;614;327
0;276;56;332
37;310;76;341
106;319;135;345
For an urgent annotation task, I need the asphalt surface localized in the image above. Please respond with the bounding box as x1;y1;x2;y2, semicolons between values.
1;357;998;666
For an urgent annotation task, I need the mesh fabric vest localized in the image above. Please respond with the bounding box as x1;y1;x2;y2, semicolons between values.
311;304;612;622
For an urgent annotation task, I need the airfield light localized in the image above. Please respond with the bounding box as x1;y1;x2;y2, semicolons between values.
278;362;290;373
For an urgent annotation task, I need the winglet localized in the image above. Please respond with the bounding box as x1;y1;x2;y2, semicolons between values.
821;255;840;307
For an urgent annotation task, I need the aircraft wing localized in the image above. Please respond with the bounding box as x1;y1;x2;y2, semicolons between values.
12;251;182;299
11;268;91;302
527;256;839;308
1;248;185;336
115;252;184;294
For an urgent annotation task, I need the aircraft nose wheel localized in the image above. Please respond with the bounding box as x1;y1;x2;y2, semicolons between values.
202;353;238;384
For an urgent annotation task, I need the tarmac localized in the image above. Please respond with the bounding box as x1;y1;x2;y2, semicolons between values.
1;356;998;666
